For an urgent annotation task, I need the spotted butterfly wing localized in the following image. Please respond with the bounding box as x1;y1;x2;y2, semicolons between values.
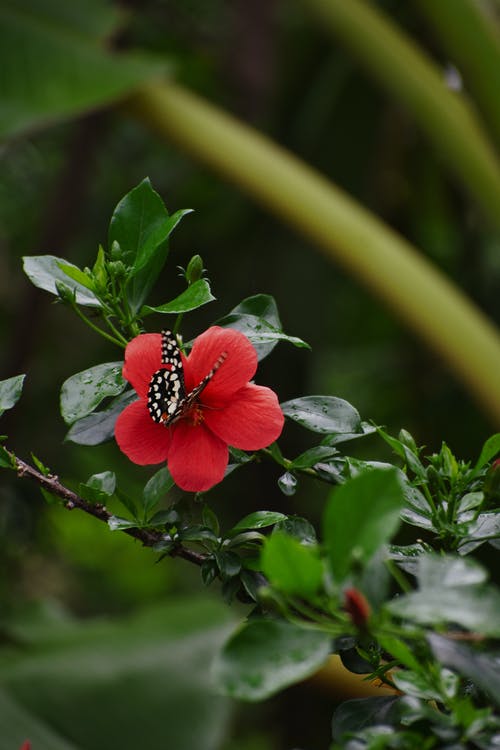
147;330;226;426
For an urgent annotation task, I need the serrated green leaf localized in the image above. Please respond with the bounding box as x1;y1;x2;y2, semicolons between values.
281;396;361;434
0;374;26;416
23;256;100;306
213;618;330;701
65;389;136;445
261;532;323;597
230;511;287;534
141;278;215;316
60;362;125;425
323;468;405;581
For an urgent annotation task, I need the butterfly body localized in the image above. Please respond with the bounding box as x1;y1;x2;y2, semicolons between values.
147;330;226;426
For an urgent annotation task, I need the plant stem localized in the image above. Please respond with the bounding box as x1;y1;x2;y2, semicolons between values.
71;303;125;348
126;81;500;426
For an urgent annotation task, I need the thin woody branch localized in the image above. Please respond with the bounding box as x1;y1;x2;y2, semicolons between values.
11;452;206;567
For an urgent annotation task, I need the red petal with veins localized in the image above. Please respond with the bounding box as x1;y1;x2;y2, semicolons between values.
204;383;284;450
167;420;228;492
115;399;171;464
122;333;163;398
184;326;257;401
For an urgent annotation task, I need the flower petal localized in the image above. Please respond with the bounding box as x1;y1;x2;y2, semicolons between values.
123;333;163;398
184;326;257;401
115;399;171;465
168;421;228;492
204;383;284;450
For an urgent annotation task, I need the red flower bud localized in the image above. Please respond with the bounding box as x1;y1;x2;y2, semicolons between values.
344;587;371;628
19;741;31;750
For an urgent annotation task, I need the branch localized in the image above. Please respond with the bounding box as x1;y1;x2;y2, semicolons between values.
11;452;206;568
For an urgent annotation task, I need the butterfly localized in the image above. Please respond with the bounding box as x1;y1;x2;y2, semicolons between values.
147;330;226;426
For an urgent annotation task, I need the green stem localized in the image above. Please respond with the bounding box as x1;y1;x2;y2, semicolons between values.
125;82;500;426
303;0;500;225
385;559;412;594
71;303;125;348
103;314;129;347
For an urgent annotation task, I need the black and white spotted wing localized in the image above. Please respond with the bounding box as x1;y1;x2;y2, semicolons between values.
147;330;226;426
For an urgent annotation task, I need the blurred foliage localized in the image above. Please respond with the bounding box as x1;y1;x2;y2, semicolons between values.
1;1;500;748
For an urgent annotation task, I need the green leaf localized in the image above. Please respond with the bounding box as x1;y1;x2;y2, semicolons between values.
79;471;116;504
281;396;362;434
475;433;500;470
376;427;426;477
65;389;135;445
377;634;422;673
0;444;14;469
261;532;323;597
332;697;400;743
108;515;138;531
291;445;339;469
230;511;287;534
0;374;26;416
458;512;500;555
323;468;405;581
320;421;377;445
0;0;165;140
217;294;282;360
142;466;174;516
60;362;125;425
213;618;330;701
0;597;233;750
141;278;215;315
387;585;500;637
428;633;500;708
57;262;95;292
109;179;191;313
417;554;488;588
23;255;100;307
216;311;309;360
274;516;317;544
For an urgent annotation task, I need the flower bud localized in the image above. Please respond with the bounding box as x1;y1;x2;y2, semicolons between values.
344;587;371;629
55;280;75;304
185;254;204;284
398;429;417;453
110;239;123;260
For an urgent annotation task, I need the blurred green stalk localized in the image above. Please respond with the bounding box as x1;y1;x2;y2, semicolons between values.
416;0;500;151
127;81;500;424
304;0;500;229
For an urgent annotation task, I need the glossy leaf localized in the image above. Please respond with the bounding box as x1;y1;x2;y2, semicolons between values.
141;278;214;316
0;374;26;416
273;516;317;544
261;532;323;597
65;389;136;445
387;585;500;637
217;294;282;359
281;396;362;434
417;555;488;589
142;466;174;516
458;512;500;555
475;433;500;470
331;696;400;743
108;179;191;312
323;468;404;581
428;633;500;707
79;471;116;504
320;421;377;445
230;511;287;534
23;255;100;307
60;362;125;425
216;312;309;360
290;445;339;469
213;618;330;701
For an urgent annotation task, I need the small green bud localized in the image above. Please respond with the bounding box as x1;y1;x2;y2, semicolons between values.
108;260;127;279
398;429;417;453
185;254;204;284
92;246;108;291
55;280;75;304
110;240;122;261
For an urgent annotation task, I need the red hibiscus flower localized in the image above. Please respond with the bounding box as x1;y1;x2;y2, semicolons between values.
115;326;284;492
